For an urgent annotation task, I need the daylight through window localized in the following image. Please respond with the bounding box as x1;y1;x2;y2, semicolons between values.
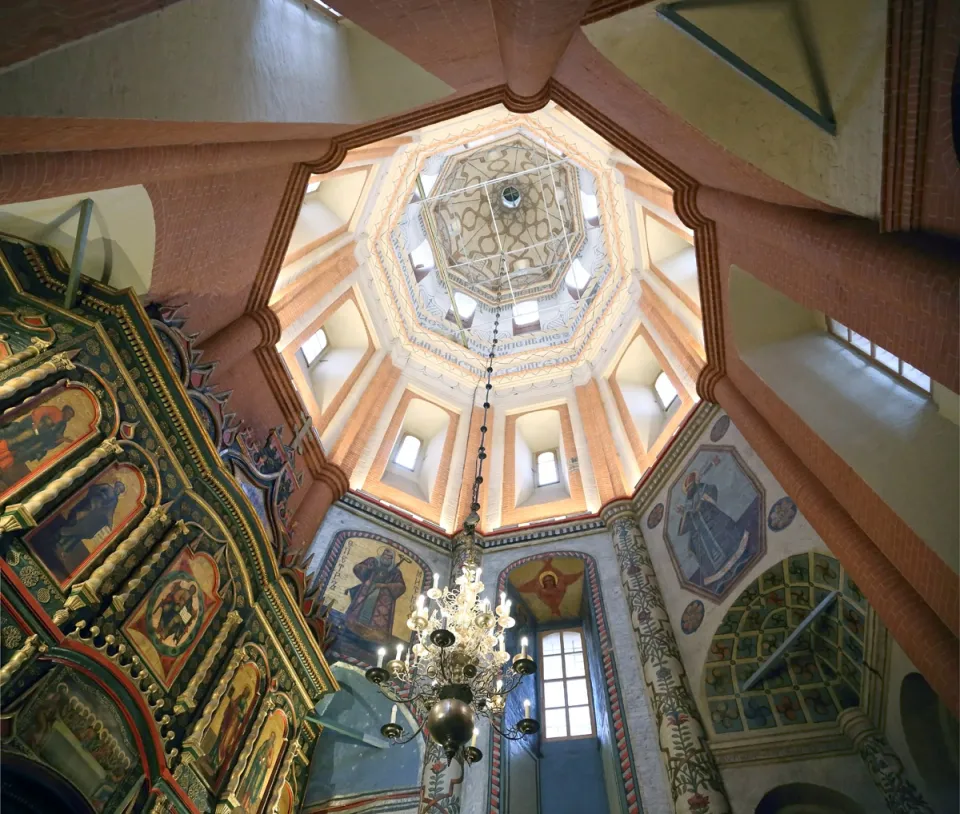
514;300;540;327
565;260;590;292
541;629;594;739
394;434;422;470
306;178;321;194
453;292;477;320
301;328;329;366
828;319;931;392
536;450;559;486
654;370;678;410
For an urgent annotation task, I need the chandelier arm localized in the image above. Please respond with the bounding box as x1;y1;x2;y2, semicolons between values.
391;718;428;746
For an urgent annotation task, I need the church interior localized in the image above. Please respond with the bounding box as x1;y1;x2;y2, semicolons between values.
0;1;957;813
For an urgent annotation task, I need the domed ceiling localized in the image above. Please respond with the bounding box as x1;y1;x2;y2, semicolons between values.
365;106;635;388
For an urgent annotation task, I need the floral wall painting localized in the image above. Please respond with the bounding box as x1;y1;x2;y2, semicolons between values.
197;661;263;793
236;707;288;814
680;599;705;635
508;556;585;622
23;461;146;589
124;547;223;688
319;533;427;659
15;669;137;812
664;445;765;601
0;381;100;500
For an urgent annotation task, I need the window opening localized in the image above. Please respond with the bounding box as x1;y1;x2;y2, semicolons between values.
310;0;342;17
514;300;540;327
305;178;321;194
301;328;329;366
654;370;679;411
453;293;477;320
828;319;931;392
536;450;559;487
540;629;594;739
394;434;422;470
565;260;590;293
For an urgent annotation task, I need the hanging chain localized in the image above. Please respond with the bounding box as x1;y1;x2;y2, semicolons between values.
463;256;505;536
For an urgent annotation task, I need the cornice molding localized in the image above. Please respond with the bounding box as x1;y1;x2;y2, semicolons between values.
580;0;656;27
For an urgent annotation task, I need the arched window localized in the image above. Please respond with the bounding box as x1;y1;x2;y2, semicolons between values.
653;370;678;410
565;260;590;295
828;318;931;392
536;450;559;486
394;434;422;470
301;327;329;366
540;629;594;739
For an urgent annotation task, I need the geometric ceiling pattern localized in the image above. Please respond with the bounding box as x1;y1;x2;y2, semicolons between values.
366;107;635;387
703;551;868;737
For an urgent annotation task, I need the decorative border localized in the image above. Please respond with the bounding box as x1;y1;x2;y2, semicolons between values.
490;551;642;814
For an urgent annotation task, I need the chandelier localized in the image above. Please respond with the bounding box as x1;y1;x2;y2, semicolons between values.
365;264;539;765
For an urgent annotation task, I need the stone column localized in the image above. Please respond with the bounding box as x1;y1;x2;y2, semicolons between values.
697;185;960;392
196;307;280;375
713;375;959;714
602;501;730;814
838;708;933;814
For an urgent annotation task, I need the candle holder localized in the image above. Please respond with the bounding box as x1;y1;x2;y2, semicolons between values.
430;629;456;648
406;613;429;632
386;659;405;676
516;718;540;736
381;722;404;740
511;654;536;676
365;666;389;684
464;746;483;764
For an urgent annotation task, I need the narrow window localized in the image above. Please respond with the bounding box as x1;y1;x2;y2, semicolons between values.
536;450;559;487
301;328;328;366
654;370;678;411
828;318;932;393
453;293;477;320
310;0;342;17
394;434;422;470
513;300;540;327
540;629;594;740
565;260;590;294
306;178;322;195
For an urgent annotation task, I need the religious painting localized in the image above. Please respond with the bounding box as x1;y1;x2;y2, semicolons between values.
321;534;425;648
0;381;100;501
196;660;263;793
236;707;288;814
16;669;137;812
123;547;223;688
23;461;146;589
509;557;585;621
664;445;765;601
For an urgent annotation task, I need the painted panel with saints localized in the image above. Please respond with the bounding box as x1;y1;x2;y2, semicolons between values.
123;546;224;688
12;668;140;812
0;380;103;501
236;706;289;813
22;460;147;589
318;532;427;661
196;654;266;793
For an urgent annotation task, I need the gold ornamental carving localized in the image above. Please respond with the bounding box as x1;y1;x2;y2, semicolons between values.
0;633;47;689
174;609;242;715
0;337;52;375
0;350;75;401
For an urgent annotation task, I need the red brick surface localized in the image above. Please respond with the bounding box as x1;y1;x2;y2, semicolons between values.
0;1;186;69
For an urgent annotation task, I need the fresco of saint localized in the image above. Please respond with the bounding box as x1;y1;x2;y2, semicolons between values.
344;547;407;642
513;558;582;618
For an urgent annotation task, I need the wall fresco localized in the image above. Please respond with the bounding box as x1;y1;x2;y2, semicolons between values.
664;445;765;600
508;556;585;621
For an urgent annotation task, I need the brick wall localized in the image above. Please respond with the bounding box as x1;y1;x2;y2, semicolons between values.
575;380;628;503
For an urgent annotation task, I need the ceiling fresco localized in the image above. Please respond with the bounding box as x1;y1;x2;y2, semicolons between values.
365;106;635;387
508;556;586;622
424;134;586;305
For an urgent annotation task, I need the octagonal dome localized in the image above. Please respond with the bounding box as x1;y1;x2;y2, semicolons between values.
423;134;585;306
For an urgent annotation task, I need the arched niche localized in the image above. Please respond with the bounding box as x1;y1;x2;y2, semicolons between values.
492;551;638;814
702;551;874;738
381;396;451;503
514;409;569;508
0;186;155;296
899;672;960;813
286;168;371;265
305;297;371;419
755;782;866;814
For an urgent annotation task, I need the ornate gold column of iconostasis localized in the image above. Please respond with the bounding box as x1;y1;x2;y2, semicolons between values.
0;234;338;814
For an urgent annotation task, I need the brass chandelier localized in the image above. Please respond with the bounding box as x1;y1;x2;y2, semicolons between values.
365;263;539;764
